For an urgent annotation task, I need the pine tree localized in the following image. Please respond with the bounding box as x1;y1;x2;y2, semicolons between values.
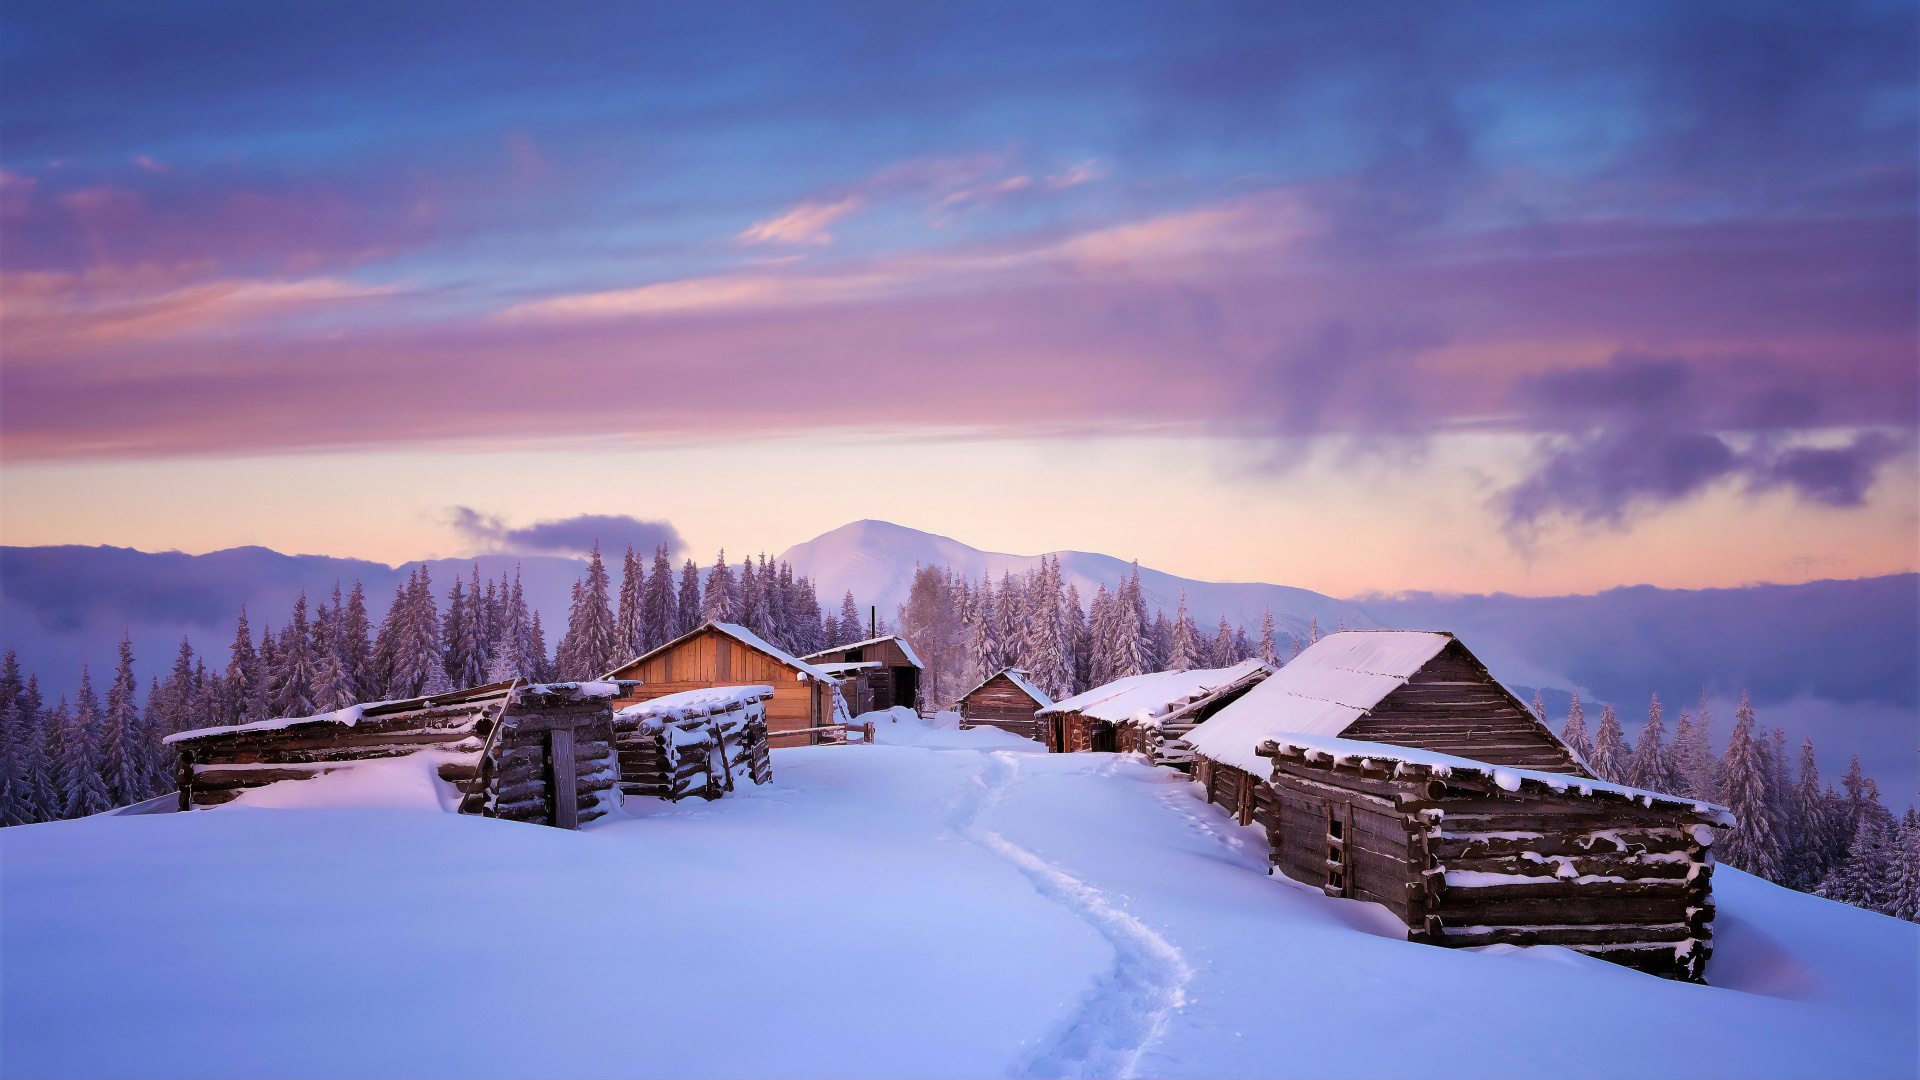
1681;690;1720;801
1087;585;1115;687
677;560;703;636
1258;609;1277;666
1590;703;1628;783
442;576;468;684
1820;811;1894;914
1719;693;1784;881
370;579;409;698
0;701;28;826
1211;617;1235;669
12;684;54;823
970;579;1003;678
97;636;144;807
1888;811;1920;922
339;581;374;700
1560;694;1593;766
61;675;112;818
1625;694;1681;795
1066;583;1091;694
1112;572;1148;680
1308;616;1319;645
1150;611;1175;671
558;543;619;679
528;609;551;681
616;546;644;659
738;556;763;637
702;551;739;623
274;594;317;718
836;592;862;646
226;607;262;725
643;544;677;649
1784;739;1833;889
1168;593;1199;670
1530;690;1546;722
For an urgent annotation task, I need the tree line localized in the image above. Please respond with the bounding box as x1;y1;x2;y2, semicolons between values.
0;541;863;826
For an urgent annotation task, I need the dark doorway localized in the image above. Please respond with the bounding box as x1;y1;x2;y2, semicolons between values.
892;666;919;713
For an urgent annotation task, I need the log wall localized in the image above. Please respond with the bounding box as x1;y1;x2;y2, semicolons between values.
957;675;1048;743
1339;640;1587;775
614;691;775;802
1255;744;1717;982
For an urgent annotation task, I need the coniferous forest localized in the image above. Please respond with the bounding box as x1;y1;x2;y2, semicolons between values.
3;545;1916;926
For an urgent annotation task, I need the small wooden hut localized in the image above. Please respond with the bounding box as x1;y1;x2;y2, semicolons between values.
613;685;775;802
165;679;625;829
605;621;848;747
955;667;1053;742
1183;631;1729;982
801;636;923;715
1035;660;1272;755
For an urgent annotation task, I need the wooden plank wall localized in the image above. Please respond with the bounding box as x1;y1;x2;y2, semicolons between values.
610;630;826;744
958;675;1047;742
1341;641;1586;774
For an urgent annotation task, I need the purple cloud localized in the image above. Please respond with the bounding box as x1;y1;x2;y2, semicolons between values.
449;508;681;559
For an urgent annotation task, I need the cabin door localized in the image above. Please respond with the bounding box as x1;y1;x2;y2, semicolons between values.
893;667;918;713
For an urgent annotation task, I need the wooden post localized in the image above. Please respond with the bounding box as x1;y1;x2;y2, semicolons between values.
550;726;578;830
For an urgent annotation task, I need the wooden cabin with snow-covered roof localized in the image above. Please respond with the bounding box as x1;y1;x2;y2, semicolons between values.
1182;631;1729;982
604;621;848;747
801;635;923;716
1036;659;1272;757
955;667;1053;743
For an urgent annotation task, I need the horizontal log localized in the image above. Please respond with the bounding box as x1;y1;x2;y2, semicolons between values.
189;787;244;805
1440;855;1693;881
437;762;480;783
1433;894;1697;924
1430;830;1695;860
191;767;336;790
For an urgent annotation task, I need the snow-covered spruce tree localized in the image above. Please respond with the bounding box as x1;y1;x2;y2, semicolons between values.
388;568;443;699
1783;739;1833;890
765;559;795;651
1233;624;1253;664
1888;812;1920;922
1168;593;1199;671
225;607;262;725
642;544;676;650
12;688;54;823
1150;611;1174;671
673;560;700;636
449;569;489;688
1112;572;1148;681
1719;694;1784;881
616;546;644;659
1211;617;1235;670
61;674;112;819
557;544;619;680
441;577;468;684
1682;690;1720;802
1258;609;1277;666
97;636;144;807
256;623;281;714
1559;694;1593;766
970;580;1003;678
368;580;408;699
1590;703;1628;784
338;581;374;700
1087;585;1114;688
996;572;1024;668
527;609;551;681
1308;616;1319;645
0;700;29;826
702;551;738;624
273;594;316;719
738;556;762;637
1061;583;1087;694
1819;811;1895;913
1625;694;1681;795
834;591;860;646
1530;690;1546;723
1039;557;1075;701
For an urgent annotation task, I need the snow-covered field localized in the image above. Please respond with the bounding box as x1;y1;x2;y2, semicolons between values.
3;716;1915;1079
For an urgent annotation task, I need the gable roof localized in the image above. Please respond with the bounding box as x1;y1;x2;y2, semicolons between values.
604;620;839;682
1038;659;1273;725
1183;630;1484;774
800;635;925;669
957;667;1054;709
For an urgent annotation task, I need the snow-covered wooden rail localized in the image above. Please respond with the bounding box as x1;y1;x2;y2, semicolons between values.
165;680;628;828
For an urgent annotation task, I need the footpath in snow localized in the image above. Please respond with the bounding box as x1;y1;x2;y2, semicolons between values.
2;713;1915;1079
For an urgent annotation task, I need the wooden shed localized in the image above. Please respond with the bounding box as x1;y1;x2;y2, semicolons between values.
1183;631;1729;982
165;679;625;829
613;685;775;802
1115;659;1272;768
1036;660;1272;755
605;621;848;747
801;636;923;715
955;667;1053;742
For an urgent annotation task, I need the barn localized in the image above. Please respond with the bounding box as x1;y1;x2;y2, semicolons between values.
605;621;849;747
165;679;625;828
1182;630;1729;982
801;635;923;715
1036;659;1272;755
955;667;1053;742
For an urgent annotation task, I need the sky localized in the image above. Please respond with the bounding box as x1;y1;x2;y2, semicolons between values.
2;0;1914;597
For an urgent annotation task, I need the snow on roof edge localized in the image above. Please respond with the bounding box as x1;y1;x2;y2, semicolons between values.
1248;730;1733;824
800;634;925;669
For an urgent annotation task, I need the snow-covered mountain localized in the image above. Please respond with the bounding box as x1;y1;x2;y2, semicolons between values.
779;520;1374;640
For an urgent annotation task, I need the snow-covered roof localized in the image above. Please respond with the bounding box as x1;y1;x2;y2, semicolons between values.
1038;659;1271;725
956;667;1054;709
616;685;776;726
801;635;924;669
606;621;839;682
1256;731;1733;825
813;661;883;675
1183;631;1453;772
163;679;622;745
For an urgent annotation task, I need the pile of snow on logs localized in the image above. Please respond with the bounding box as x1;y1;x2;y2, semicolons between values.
614;685;775;802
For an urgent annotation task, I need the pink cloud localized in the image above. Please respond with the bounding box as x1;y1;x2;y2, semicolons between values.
736;195;866;246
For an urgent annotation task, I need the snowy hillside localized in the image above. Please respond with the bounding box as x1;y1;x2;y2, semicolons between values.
780;520;1375;640
4;727;1913;1078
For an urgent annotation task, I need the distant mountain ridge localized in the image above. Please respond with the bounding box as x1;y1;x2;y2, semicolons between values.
777;520;1374;641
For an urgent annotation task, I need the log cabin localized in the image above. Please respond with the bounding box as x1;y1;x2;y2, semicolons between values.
801;636;924;715
613;685;775;802
955;667;1053;742
1181;631;1729;981
1114;659;1272;768
1036;659;1272;755
165;679;625;829
605;621;849;747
